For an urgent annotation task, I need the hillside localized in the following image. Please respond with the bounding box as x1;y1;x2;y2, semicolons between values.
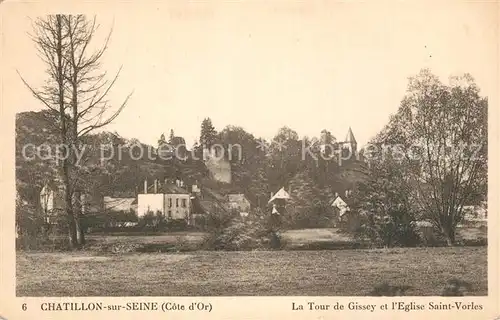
15;111;209;204
16;110;369;217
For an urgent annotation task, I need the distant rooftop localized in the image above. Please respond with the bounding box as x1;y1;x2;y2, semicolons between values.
145;182;189;194
268;187;290;204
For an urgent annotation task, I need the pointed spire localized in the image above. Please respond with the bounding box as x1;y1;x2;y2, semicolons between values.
345;127;357;144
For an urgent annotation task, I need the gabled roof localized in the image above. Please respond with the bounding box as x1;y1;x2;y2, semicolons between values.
344;127;357;144
146;183;189;194
331;195;348;207
331;195;350;217
268;187;290;204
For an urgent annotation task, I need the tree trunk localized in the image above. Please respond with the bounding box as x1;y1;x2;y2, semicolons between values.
56;14;77;249
75;215;85;246
73;191;86;247
64;182;77;248
443;227;456;246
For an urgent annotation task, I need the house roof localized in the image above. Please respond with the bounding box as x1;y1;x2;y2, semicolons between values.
146;183;189;194
331;196;348;207
103;196;136;212
268;187;290;204
191;197;229;215
109;190;136;198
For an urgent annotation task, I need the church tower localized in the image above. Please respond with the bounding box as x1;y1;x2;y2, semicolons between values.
343;127;357;155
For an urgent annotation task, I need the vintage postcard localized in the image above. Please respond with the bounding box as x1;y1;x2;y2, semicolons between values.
0;0;498;319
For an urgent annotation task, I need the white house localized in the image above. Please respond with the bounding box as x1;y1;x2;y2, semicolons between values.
137;179;191;223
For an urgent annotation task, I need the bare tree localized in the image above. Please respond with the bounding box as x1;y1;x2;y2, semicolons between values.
62;15;132;245
18;15;78;246
18;14;133;248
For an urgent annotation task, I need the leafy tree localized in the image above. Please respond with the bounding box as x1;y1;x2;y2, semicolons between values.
287;171;323;228
351;155;420;247
374;69;487;245
267;127;302;191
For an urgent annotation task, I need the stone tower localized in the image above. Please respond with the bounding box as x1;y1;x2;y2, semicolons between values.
343;127;357;155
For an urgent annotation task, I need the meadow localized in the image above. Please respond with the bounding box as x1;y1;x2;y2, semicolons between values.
17;245;487;296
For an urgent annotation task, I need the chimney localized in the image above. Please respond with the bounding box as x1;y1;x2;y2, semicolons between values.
144;179;148;194
335;192;339;198
154;179;158;194
164;178;168;186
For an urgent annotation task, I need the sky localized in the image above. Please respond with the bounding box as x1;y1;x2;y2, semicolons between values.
2;0;497;148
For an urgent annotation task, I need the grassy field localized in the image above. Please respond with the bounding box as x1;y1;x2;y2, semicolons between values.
80;226;486;252
17;246;487;296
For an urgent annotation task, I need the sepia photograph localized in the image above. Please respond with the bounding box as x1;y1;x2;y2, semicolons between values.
2;0;494;304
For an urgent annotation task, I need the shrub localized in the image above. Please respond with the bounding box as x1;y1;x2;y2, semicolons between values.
203;210;284;251
355;212;421;248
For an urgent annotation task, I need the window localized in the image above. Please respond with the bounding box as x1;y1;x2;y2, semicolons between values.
168;198;172;208
168;210;172;218
176;198;179;207
182;199;187;208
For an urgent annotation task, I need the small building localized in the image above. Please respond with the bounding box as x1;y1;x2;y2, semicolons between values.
268;187;290;215
40;183;65;224
100;196;138;227
40;183;101;225
331;195;350;217
137;179;191;223
189;183;232;227
331;194;361;231
103;196;137;214
462;203;487;223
